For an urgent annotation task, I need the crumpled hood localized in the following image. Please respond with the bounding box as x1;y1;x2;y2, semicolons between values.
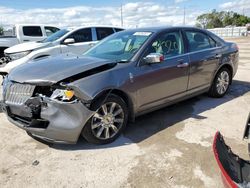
4;41;50;54
8;54;113;85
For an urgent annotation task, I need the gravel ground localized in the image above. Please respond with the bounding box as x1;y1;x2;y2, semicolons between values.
0;37;250;188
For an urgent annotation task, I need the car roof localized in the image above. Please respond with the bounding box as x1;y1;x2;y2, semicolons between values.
124;26;206;33
67;25;124;31
15;24;59;27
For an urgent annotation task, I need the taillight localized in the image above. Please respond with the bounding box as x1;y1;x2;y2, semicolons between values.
160;55;164;62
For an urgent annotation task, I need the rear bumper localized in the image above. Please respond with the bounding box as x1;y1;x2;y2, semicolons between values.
213;132;250;188
2;96;95;144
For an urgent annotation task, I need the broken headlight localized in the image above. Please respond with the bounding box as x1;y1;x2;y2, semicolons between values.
50;89;75;101
8;51;31;61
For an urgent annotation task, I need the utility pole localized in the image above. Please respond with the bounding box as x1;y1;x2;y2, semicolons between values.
121;4;123;27
183;6;186;25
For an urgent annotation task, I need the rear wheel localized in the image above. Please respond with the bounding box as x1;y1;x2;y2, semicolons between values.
82;94;128;144
209;67;231;98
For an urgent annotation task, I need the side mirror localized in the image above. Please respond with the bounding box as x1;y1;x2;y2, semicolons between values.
63;38;75;45
143;53;164;64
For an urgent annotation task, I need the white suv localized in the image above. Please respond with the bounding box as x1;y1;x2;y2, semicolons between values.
0;26;124;74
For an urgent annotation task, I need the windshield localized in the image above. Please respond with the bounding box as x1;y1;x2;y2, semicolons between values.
84;30;153;62
41;29;69;43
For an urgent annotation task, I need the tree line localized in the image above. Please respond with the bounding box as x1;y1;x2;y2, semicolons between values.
196;9;250;29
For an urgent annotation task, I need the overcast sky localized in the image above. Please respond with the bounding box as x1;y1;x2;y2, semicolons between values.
0;0;249;29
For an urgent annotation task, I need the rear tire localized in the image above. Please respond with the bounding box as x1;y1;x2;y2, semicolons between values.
209;67;231;98
82;94;128;144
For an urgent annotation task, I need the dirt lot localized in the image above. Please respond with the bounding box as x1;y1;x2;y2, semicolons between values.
0;37;250;188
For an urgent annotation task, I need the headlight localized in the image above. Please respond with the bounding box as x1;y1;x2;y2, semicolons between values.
8;51;31;61
51;89;75;101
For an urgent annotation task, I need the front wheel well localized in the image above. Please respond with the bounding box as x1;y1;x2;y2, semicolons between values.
91;89;135;122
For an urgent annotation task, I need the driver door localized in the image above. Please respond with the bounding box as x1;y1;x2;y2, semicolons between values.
134;30;190;111
60;28;96;55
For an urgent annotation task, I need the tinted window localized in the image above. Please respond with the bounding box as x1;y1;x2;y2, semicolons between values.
67;28;92;43
114;28;124;32
147;31;184;58
185;31;211;52
208;37;217;48
96;27;114;40
45;26;60;36
23;26;42;37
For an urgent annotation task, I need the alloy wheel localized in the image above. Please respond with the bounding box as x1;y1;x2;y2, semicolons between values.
216;71;230;95
91;102;124;140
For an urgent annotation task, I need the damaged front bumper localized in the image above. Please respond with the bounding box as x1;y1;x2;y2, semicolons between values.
2;96;95;144
213;131;250;188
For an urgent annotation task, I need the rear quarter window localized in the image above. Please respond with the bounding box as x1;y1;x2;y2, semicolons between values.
23;26;43;37
96;27;114;40
208;37;217;48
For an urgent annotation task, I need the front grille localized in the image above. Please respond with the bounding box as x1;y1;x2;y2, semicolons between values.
5;83;35;105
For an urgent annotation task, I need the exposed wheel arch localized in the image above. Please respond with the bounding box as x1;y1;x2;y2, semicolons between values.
91;89;135;122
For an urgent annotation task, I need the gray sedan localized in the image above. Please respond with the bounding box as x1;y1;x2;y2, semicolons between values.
1;26;239;144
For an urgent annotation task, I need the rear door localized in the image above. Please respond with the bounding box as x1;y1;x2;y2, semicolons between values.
134;30;190;110
21;26;46;42
183;29;221;91
60;28;94;54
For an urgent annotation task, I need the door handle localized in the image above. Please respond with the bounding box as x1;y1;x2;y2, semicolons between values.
177;62;189;68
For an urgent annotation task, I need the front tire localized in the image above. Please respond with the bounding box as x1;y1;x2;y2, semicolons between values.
209;67;231;98
82;94;128;144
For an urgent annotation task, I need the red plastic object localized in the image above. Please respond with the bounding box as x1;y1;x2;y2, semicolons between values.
213;132;238;188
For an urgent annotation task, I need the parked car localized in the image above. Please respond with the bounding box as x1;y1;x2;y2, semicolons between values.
213;113;250;188
0;26;124;75
0;24;60;57
1;26;239;144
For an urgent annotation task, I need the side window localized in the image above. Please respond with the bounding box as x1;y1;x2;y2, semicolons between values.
147;31;184;58
208;37;217;48
96;27;114;40
23;26;43;37
185;31;211;52
45;27;60;36
67;28;92;43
